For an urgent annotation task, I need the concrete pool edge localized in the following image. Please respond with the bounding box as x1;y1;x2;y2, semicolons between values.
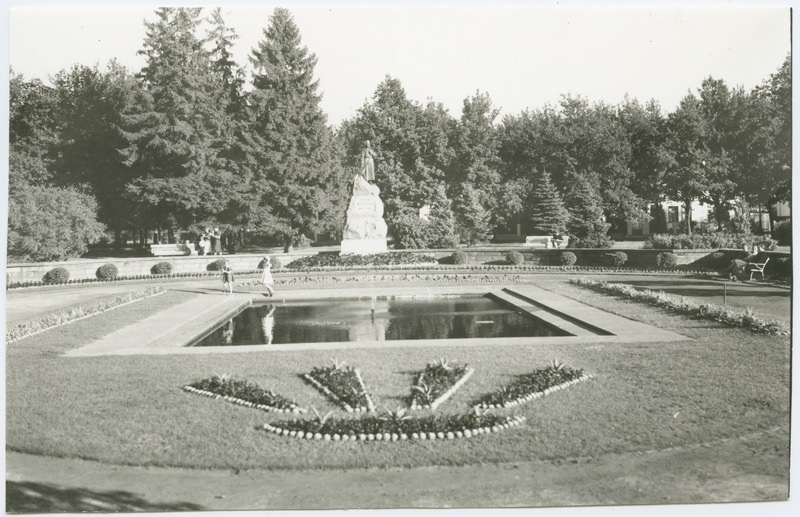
63;285;689;357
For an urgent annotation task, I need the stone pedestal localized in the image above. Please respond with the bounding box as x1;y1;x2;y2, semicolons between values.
340;175;388;255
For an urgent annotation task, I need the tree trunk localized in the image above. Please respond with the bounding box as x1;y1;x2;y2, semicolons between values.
684;199;692;236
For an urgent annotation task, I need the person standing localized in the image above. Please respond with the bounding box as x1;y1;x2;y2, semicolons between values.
261;255;276;297
222;259;234;294
211;228;223;255
203;228;212;256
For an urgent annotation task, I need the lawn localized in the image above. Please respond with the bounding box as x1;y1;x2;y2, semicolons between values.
5;276;791;473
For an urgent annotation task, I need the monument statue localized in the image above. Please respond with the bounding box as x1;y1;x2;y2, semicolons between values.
340;173;388;255
360;140;376;182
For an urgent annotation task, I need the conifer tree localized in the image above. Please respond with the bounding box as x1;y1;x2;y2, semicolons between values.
245;7;347;250
566;175;613;247
121;7;234;230
530;169;569;235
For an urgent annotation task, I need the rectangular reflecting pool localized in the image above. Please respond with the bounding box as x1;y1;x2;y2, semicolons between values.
188;295;572;347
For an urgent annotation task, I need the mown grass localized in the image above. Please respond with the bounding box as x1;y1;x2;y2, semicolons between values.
5;278;790;471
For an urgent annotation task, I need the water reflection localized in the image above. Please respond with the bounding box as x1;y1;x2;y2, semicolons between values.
191;296;569;347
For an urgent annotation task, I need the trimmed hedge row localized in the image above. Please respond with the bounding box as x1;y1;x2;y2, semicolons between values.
569;277;789;336
643;232;778;250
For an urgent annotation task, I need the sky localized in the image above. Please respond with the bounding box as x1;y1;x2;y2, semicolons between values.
4;1;791;126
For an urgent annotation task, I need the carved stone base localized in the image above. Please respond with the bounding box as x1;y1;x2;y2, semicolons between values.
340;238;388;255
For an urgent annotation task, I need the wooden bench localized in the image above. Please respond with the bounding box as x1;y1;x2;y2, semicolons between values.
148;243;195;257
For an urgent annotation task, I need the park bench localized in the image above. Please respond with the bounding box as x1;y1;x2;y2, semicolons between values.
148;242;195;257
747;257;769;281
523;235;569;249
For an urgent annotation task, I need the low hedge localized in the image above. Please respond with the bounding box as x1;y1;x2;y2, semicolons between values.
570;277;788;336
643;232;778;251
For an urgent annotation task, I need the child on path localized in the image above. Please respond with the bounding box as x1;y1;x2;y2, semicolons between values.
261;255;276;297
222;259;234;294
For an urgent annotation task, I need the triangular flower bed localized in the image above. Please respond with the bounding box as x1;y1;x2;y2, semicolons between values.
302;359;376;413
262;410;525;442
183;374;305;414
410;358;474;411
474;360;590;410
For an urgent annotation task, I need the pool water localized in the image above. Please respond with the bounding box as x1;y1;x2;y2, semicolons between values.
189;295;571;347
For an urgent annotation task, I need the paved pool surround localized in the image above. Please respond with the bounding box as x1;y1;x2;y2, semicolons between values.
64;284;688;357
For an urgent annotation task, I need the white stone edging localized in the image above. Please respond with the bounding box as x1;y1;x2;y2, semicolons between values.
302;373;371;413
476;374;593;410
261;415;526;442
410;367;475;411
354;368;376;413
182;385;305;414
6;289;166;345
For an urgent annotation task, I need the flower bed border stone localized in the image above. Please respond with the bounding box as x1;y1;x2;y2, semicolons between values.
476;373;592;410
302;363;376;413
182;385;305;414
410;360;474;411
261;414;526;442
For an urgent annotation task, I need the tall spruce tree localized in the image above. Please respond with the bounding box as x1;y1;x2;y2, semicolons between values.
530;169;569;236
121;7;233;233
246;7;347;250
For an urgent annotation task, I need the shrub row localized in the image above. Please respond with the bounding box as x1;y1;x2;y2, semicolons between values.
643;232;778;250
569;277;789;335
6;285;164;343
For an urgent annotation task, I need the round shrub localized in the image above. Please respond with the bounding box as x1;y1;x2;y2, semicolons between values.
95;263;119;281
257;257;282;269
505;251;524;266
150;262;173;275
607;251;628;267
42;267;70;285
452;251;468;265
656;252;678;269
207;258;227;272
559;251;577;266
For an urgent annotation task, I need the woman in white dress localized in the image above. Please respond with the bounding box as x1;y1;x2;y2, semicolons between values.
261;255;276;297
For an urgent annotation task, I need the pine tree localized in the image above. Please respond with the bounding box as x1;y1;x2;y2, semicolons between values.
530;169;569;235
566;175;612;248
246;7;347;250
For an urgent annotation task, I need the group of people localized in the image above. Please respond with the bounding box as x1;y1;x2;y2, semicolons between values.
198;228;223;256
220;255;276;297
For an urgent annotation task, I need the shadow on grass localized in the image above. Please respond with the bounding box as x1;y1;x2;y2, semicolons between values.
6;480;204;513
